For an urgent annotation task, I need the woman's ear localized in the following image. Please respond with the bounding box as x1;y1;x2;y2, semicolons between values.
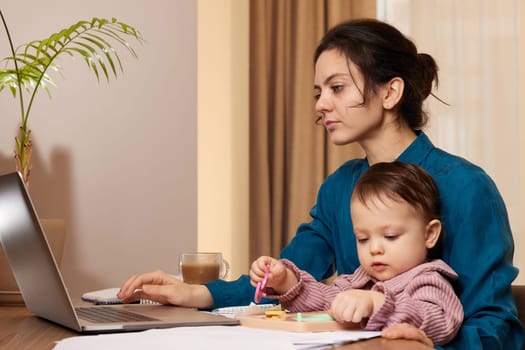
382;77;404;110
425;219;442;249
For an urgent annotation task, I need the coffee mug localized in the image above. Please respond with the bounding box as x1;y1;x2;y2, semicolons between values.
179;252;230;284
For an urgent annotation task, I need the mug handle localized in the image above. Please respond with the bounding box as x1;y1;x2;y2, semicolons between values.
219;258;230;279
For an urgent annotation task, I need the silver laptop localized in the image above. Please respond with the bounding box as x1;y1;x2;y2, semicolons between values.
0;171;239;333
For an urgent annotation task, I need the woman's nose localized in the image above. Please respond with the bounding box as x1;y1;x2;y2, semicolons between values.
315;92;333;114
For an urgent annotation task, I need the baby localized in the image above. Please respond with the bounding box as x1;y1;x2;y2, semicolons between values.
250;161;463;345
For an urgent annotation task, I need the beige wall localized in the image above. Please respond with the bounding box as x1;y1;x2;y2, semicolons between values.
197;0;250;280
514;3;525;284
0;0;251;296
0;0;198;296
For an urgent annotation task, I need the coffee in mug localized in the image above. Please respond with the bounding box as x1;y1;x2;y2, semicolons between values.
179;252;229;284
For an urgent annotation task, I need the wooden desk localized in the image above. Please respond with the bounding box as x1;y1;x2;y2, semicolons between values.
0;306;431;350
1;306;75;350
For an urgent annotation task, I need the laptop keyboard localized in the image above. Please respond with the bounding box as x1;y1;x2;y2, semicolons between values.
76;306;159;323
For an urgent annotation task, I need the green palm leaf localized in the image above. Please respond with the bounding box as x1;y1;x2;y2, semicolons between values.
4;17;142;104
1;12;143;184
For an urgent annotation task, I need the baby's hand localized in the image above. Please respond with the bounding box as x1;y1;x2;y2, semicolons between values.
250;256;274;287
329;290;385;323
249;256;291;294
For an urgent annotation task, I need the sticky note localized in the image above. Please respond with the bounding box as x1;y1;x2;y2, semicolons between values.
292;313;333;322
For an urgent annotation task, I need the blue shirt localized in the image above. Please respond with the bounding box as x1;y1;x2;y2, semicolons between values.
206;131;524;349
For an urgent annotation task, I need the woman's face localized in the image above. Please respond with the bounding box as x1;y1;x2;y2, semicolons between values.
314;49;386;146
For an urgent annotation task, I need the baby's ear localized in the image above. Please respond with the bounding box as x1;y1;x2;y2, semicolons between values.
425;219;442;249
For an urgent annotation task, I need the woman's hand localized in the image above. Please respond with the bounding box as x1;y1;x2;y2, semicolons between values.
381;323;434;347
117;270;213;308
329;289;385;323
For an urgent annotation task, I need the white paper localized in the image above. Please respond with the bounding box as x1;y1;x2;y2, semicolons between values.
292;330;381;349
52;326;380;350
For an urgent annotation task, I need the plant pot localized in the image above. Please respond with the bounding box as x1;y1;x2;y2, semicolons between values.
0;218;65;305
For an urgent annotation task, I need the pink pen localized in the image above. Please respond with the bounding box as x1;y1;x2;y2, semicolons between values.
254;264;270;303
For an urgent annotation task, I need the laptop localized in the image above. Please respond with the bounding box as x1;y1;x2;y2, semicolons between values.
0;171;239;333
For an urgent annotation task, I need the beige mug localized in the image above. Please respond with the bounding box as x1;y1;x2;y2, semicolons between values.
179;252;230;284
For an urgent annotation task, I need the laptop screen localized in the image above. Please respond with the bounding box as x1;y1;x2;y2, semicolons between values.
0;172;83;331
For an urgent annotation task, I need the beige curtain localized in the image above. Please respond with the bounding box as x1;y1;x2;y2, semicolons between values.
379;0;524;283
249;0;375;262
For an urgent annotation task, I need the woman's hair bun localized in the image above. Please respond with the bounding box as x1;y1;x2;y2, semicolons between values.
416;53;439;99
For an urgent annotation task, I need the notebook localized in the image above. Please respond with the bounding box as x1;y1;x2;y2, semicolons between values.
0;171;239;333
81;287;151;305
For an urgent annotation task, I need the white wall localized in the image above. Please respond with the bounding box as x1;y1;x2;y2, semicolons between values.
0;0;198;296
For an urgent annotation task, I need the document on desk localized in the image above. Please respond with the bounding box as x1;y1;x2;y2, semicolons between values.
53;326;381;350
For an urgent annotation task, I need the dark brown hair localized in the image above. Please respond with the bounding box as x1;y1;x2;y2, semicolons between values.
314;19;439;130
352;161;442;258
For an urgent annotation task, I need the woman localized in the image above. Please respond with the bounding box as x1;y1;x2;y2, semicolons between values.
118;19;524;349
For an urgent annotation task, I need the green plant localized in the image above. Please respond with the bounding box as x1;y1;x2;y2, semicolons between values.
0;10;143;185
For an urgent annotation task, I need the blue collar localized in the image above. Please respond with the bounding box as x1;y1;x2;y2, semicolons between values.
396;131;435;165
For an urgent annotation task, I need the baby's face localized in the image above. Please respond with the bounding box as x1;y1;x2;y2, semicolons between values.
351;195;430;281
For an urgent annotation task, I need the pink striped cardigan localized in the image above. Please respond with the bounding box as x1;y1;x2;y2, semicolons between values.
270;259;463;345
